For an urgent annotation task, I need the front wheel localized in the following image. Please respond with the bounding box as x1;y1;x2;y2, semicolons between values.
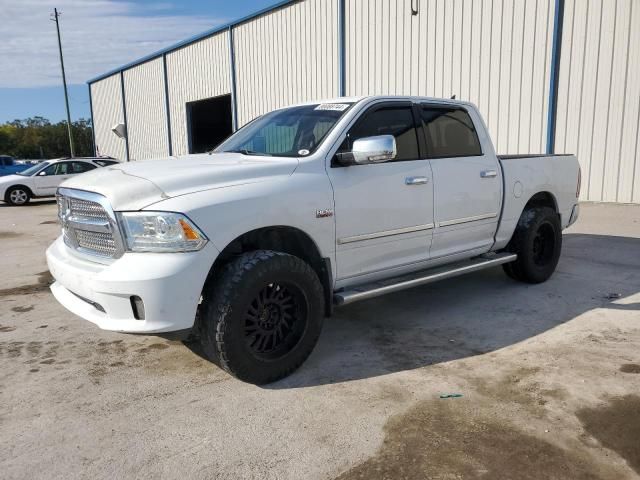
5;186;31;206
200;250;324;384
502;206;562;284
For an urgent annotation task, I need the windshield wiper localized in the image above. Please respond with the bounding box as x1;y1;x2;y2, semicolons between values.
223;149;271;156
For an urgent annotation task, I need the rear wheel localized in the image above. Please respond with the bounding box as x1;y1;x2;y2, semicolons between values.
502;206;562;284
200;250;324;384
5;186;31;206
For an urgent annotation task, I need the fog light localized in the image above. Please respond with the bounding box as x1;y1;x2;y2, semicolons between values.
130;296;145;320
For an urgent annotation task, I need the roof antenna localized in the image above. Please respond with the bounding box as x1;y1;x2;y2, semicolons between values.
451;94;456;99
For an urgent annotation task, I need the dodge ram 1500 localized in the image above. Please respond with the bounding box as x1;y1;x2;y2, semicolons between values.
46;96;580;384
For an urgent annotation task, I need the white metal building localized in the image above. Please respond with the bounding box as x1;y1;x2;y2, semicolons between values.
88;0;640;204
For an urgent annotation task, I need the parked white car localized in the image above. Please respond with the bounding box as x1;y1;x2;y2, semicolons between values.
46;96;580;384
0;157;119;205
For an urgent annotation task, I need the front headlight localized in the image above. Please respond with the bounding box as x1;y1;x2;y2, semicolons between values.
117;212;208;253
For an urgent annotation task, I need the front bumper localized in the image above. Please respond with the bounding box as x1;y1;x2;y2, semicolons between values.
46;236;218;333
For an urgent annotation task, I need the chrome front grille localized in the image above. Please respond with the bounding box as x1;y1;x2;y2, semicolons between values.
57;188;124;260
68;198;109;222
75;229;117;257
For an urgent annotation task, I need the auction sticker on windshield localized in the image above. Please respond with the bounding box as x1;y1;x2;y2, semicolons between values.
315;103;350;111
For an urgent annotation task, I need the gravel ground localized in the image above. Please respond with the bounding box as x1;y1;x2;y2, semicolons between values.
0;200;639;479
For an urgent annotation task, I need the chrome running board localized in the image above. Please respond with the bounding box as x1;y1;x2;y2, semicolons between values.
333;252;517;306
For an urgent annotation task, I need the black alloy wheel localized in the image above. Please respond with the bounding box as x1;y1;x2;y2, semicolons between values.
244;281;308;360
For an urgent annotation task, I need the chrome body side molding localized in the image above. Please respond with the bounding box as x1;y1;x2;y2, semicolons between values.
338;223;435;245
437;212;497;228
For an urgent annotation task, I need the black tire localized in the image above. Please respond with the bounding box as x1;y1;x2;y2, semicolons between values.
501;260;522;282
200;250;324;384
502;206;562;284
5;186;31;206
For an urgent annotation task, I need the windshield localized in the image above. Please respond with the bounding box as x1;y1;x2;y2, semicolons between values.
215;103;354;157
17;162;49;176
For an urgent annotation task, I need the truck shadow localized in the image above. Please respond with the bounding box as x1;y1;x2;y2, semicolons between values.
262;232;640;389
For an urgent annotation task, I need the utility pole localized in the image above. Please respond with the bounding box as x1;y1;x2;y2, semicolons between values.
51;8;75;157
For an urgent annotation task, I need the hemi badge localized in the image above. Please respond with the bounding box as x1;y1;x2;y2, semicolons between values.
316;209;333;218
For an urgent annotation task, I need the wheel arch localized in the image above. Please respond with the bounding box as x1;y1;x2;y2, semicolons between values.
504;191;560;250
522;191;558;214
494;190;560;250
4;184;34;201
203;225;333;317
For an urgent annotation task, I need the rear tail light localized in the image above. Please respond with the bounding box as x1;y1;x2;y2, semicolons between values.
576;166;581;198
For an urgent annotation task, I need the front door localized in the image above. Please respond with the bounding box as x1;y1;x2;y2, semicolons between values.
328;102;434;281
33;161;96;196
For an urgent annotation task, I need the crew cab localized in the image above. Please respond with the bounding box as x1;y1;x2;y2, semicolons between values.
0;157;119;205
0;156;29;177
46;96;580;384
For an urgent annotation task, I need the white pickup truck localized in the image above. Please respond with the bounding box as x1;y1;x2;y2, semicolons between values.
47;96;580;384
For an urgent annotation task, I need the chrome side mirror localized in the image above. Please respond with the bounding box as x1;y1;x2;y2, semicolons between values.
351;135;397;164
334;135;397;166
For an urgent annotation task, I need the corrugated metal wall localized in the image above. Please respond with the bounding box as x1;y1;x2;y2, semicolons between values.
556;0;640;203
90;74;126;160
233;0;339;126
165;32;231;156
123;58;169;161
88;0;640;204
344;0;556;155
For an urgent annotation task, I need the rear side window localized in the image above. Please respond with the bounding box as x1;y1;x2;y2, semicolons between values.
421;107;482;158
71;162;97;173
343;106;419;161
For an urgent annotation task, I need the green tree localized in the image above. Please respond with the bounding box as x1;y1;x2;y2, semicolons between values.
0;117;94;159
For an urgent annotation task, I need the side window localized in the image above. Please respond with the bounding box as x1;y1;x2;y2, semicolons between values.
71;162;96;173
342;106;420;161
43;162;71;176
421;107;482;158
42;164;58;176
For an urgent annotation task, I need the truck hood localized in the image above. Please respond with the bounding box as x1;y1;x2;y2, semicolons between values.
61;153;299;210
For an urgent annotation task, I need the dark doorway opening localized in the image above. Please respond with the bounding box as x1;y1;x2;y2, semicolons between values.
186;94;233;153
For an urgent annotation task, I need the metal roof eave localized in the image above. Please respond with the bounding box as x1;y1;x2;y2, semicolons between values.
87;0;298;85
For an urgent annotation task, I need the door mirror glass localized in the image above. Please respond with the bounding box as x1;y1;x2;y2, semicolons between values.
352;135;397;164
336;135;397;166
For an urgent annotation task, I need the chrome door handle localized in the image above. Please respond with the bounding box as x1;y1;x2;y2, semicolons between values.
405;176;429;185
480;170;497;178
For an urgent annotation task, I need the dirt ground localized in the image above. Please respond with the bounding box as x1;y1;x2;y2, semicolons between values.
0;199;639;480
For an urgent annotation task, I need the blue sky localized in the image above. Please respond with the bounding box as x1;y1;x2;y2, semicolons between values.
0;0;279;123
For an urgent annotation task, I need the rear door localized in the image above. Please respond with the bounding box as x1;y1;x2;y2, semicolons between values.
328;101;435;280
421;104;501;258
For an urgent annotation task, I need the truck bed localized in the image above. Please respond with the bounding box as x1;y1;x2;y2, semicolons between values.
493;152;580;250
